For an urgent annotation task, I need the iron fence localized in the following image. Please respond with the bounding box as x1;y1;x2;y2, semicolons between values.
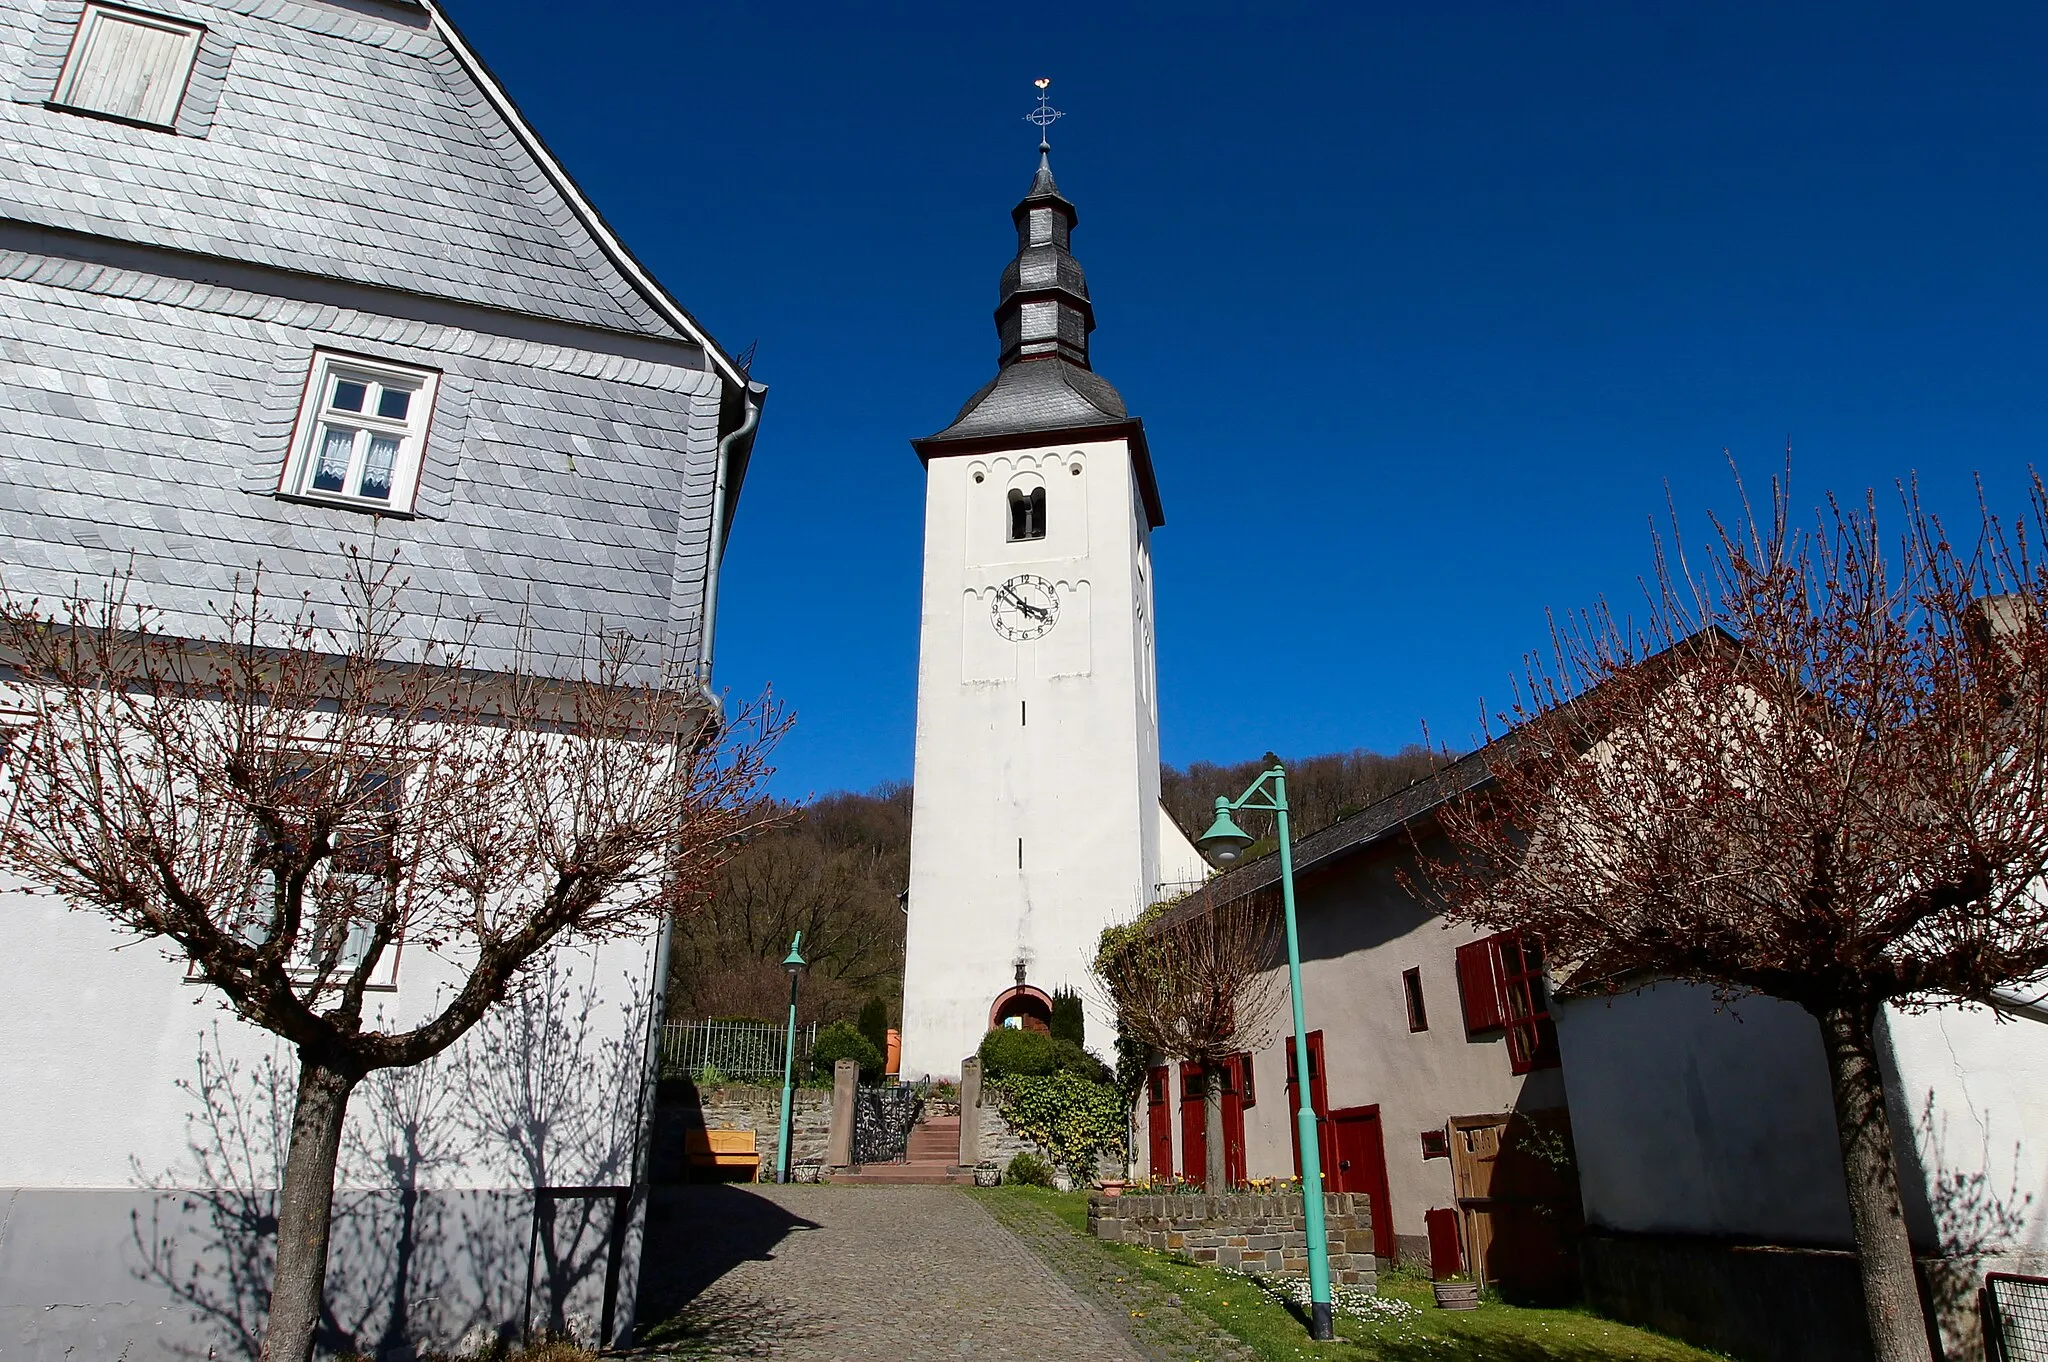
1989;1273;2048;1362
660;1019;816;1083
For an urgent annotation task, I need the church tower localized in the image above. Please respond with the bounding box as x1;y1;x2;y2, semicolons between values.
898;138;1204;1079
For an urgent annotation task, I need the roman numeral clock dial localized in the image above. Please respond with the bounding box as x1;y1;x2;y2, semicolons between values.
990;573;1059;641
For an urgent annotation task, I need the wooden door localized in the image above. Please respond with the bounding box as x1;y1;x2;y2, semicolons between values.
1179;1062;1207;1186
1282;1030;1329;1180
1326;1105;1394;1260
1146;1066;1173;1180
1448;1110;1581;1300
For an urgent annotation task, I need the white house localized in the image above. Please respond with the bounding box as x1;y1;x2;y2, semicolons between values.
0;2;762;1356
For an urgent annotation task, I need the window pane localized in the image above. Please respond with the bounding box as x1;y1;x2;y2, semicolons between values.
330;380;367;413
359;436;399;500
376;387;412;420
313;426;353;492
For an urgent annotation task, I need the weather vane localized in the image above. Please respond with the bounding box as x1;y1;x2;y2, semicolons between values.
1025;77;1063;151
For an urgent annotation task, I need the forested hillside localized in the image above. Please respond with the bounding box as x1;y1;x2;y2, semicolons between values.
666;745;1452;1027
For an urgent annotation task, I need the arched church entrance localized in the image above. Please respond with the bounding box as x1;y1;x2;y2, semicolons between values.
988;985;1053;1034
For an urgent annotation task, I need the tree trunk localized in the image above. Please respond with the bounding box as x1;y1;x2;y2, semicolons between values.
1204;1068;1226;1190
261;1055;360;1362
1813;1002;1934;1362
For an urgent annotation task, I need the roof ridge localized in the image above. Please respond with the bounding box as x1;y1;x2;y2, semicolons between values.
421;1;750;391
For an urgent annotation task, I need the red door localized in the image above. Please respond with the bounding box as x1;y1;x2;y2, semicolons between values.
1327;1105;1395;1260
1146;1066;1173;1179
1283;1030;1329;1180
1179;1062;1207;1186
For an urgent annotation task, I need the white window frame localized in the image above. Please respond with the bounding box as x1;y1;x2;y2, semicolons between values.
281;351;440;513
51;4;204;131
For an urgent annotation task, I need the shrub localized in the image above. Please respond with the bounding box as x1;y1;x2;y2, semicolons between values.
1050;987;1085;1047
857;996;890;1064
811;1019;883;1082
978;1027;1111;1083
979;1025;1054;1078
997;1071;1128;1185
1005;1150;1055;1187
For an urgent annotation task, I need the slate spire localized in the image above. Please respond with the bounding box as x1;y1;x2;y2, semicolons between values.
996;145;1096;368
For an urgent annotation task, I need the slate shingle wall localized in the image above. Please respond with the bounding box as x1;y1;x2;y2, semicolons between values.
1;0;676;338
0;246;723;678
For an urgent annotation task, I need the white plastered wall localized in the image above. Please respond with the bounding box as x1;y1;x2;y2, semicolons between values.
899;436;1163;1079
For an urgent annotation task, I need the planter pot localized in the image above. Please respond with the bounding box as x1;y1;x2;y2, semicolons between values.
1433;1281;1480;1311
973;1162;1002;1188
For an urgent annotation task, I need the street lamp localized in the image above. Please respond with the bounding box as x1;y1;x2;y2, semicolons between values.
1196;765;1334;1342
776;932;807;1184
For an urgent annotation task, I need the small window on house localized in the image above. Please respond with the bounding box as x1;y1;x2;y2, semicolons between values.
52;5;203;130
1403;967;1429;1032
283;352;438;512
1008;486;1046;541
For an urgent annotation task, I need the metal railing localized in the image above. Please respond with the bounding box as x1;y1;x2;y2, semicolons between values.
660;1019;816;1083
1988;1273;2048;1362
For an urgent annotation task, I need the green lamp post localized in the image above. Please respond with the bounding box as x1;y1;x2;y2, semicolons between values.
776;932;807;1184
1196;764;1334;1342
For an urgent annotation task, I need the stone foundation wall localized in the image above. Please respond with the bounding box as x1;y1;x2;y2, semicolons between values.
647;1077;833;1182
1089;1191;1377;1288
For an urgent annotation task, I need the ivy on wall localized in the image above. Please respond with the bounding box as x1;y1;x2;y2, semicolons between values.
994;1071;1128;1183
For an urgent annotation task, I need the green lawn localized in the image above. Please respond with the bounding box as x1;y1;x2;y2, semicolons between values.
981;1188;1728;1362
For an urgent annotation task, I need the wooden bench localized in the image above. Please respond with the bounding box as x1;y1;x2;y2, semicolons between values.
685;1127;760;1181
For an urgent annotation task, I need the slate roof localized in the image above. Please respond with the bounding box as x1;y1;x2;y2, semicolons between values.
0;0;759;684
0;0;741;374
913;148;1165;527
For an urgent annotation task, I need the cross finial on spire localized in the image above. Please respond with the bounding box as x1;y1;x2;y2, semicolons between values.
1025;77;1062;155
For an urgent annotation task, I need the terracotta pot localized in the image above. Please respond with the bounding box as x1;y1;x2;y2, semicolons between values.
1433;1281;1480;1311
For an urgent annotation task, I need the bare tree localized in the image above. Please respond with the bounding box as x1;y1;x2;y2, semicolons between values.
1419;470;2048;1362
1093;883;1283;1189
0;560;785;1362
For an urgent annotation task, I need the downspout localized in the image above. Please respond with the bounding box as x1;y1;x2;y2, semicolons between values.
697;383;765;693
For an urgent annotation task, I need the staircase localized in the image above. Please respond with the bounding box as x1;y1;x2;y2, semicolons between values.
829;1112;975;1185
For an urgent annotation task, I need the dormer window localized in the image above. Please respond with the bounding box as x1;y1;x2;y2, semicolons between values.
1008;487;1046;542
281;352;438;513
52;5;203;130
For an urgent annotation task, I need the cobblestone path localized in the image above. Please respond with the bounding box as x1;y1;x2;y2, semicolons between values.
636;1184;1151;1360
975;1192;1263;1362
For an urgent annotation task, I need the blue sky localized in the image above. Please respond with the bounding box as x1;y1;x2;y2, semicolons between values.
451;1;2048;800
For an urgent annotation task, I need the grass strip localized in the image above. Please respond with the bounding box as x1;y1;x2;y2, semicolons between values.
976;1187;1729;1362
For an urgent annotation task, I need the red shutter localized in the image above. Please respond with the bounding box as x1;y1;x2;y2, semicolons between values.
1455;935;1506;1033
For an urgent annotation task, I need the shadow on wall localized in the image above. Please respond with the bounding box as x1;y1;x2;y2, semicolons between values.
125;957;649;1359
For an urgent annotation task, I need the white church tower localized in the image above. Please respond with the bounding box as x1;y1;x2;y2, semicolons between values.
898;137;1206;1079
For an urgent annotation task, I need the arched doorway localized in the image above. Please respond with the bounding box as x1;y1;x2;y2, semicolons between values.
988;985;1053;1034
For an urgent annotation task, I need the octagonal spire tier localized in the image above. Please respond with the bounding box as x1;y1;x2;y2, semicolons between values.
999;149;1095;368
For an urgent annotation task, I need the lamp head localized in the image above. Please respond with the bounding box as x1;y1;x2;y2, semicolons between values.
1195;798;1256;867
783;931;807;975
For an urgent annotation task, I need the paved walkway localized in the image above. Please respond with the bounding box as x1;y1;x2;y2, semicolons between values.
636;1184;1150;1360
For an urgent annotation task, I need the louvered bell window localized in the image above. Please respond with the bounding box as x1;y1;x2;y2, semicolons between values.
52;5;203;130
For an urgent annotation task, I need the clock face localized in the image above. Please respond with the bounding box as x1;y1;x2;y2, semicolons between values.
990;574;1060;641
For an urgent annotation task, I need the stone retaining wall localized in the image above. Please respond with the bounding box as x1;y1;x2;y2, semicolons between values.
1088;1191;1377;1288
647;1076;833;1182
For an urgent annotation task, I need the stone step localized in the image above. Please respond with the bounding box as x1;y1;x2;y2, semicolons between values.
830;1165;976;1185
